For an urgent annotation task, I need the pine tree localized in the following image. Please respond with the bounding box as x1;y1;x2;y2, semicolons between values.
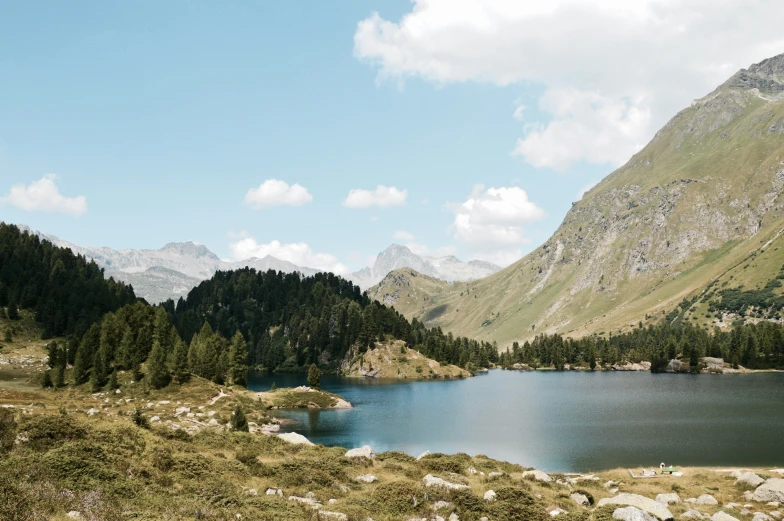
172;337;190;384
41;371;53;388
46;341;59;369
54;364;65;388
73;344;92;385
307;363;321;389
228;331;248;387
108;369;119;390
6;296;19;320
90;348;107;391
147;338;171;390
230;405;248;432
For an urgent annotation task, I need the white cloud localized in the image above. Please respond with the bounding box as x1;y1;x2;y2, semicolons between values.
394;230;415;241
512;103;526;122
449;185;545;266
405;242;457;258
512;88;650;171
1;174;87;215
244;179;312;209
343;185;407;208
355;0;784;170
230;237;350;276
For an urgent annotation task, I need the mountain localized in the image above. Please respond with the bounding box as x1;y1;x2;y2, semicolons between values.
17;226;320;303
369;53;784;347
349;244;501;289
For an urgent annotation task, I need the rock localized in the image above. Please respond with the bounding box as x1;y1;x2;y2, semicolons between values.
86;408;99;416
150;416;161;423
572;493;590;506
613;506;659;521
666;359;688;372
745;492;755;502
66;512;83;520
278;432;314;445
711;513;739;521
345;445;375;459
261;423;281;433
416;451;431;461
355;474;378;483
488;471;504;478
770;512;782;520
597;493;674;520
696;495;719;506
484;490;497;502
432;501;454;510
289;495;322;509
680;510;706;519
449;514;459;521
174;407;190;416
753;514;774;521
522;469;553;482
318;512;347;521
736;473;766;488
686;499;697;504
742;510;752;516
468;466;477;474
769;503;781;508
754;479;784;502
547;506;568;517
422;474;469;490
265;488;283;496
657;494;681;505
208;419;219;426
246;489;257;496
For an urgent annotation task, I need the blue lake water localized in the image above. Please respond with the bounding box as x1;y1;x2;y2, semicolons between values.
247;369;784;472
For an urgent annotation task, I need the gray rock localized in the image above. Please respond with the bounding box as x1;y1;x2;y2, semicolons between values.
656;493;681;505
711;513;739;521
66;513;83;520
613;506;658;521
488;472;504;478
484;490;497;502
598;493;674;520
522;469;553;482
753;514;774;521
572;492;590;506
422;474;469;490
680;510;705;519
345;445;375;459
355;474;378;483
278;432;314;445
736;473;766;488
432;501;454;511
416;451;431;461
696;495;719;506
318;512;348;521
754;479;784;502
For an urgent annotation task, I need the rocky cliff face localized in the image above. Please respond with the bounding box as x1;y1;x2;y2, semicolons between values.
369;53;784;347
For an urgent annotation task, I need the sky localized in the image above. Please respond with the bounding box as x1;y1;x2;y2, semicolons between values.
2;1;783;275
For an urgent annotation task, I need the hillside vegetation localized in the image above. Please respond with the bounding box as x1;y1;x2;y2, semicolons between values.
370;53;784;347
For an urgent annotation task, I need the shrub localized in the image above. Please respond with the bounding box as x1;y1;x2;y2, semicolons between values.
19;414;86;451
230;405;249;432
0;409;16;453
132;408;149;429
370;481;421;514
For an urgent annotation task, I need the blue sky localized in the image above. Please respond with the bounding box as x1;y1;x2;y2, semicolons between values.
1;1;780;273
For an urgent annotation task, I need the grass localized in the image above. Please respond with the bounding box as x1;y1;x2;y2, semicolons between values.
342;340;471;379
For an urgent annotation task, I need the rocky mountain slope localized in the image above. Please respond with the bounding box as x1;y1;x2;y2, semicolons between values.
349;244;500;289
369;53;784;347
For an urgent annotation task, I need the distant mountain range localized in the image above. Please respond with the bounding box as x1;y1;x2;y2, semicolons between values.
16;225;500;303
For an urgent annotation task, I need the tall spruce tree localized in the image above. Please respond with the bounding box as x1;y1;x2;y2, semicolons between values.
147;338;171;390
172;337;190;384
6;296;19;320
228;331;248;387
307;363;321;389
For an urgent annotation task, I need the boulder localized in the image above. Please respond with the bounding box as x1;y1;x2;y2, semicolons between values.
484;490;497;502
711;513;739;521
736;473;766;488
86;408;99;416
345;445;375;459
597;493;674;520
753;479;784;502
680;510;706;519
572;493;590;506
416;451;431;461
422;474;469;490
666;359;689;373
289;494;321;509
488;471;504;478
753;514;774;521
613;506;658;521
265;488;283;496
770;512;782;520
547;506;568;517
355;474;378;483
656;494;681;505
66;513;83;520
278;432;314;445
696;495;718;506
318;512;347;521
432;501;454;511
448;514;459;521
522;469;553;482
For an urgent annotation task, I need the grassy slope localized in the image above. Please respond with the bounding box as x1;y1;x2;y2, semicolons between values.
370;61;784;348
342;340;471;379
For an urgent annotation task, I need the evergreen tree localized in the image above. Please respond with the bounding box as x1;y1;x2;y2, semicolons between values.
108;369;119;390
147;339;171;390
46;341;59;369
689;346;701;374
172;337;190;384
90;347;108;391
41;371;53;388
230;405;248;432
54;364;65;388
6;296;19;320
307;363;321;389
228;331;248;387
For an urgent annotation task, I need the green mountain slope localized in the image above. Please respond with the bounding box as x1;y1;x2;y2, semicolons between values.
369;53;784;347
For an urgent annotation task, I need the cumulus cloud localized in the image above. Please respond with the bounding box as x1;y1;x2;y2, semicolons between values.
1;174;87;215
244;179;312;209
230;237;350;275
394;230;415;241
343;185;407;208
449;185;544;266
355;0;784;170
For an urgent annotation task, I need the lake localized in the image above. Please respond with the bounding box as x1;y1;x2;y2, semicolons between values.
247;369;784;472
